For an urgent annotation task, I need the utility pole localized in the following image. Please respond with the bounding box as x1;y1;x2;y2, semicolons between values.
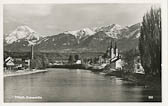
30;45;34;70
31;45;34;60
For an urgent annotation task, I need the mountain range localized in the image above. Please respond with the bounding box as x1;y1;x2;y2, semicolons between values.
4;23;141;53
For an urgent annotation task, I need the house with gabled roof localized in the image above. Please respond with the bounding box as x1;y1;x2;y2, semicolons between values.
4;56;30;71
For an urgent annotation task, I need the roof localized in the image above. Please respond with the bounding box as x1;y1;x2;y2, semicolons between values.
4;56;28;66
4;57;15;66
5;56;14;62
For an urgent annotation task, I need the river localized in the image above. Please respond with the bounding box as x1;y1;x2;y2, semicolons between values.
4;68;161;102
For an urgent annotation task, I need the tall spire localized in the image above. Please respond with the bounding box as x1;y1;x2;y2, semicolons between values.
110;39;113;49
114;42;117;54
114;42;117;49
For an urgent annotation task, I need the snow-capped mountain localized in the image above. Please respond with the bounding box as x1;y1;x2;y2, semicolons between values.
4;23;141;52
5;25;42;45
63;28;95;39
62;24;132;39
94;24;126;32
93;24;129;38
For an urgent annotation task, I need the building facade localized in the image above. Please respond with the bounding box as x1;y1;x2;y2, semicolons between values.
105;40;123;70
134;56;145;74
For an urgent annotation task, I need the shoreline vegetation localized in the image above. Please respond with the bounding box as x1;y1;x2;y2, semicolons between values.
4;63;161;92
48;64;161;91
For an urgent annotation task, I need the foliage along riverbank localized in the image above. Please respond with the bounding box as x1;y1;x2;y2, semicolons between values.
104;70;161;92
48;64;157;89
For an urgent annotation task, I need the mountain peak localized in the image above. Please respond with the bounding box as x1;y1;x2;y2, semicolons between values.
4;23;141;52
63;27;95;39
5;25;42;44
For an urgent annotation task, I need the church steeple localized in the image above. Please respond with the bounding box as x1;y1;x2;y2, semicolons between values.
114;42;117;50
106;40;111;58
114;42;119;57
110;39;113;49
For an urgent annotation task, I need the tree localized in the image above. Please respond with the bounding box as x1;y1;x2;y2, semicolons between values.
74;54;80;61
139;7;161;82
35;57;43;69
122;49;139;73
30;54;49;69
41;54;49;68
30;59;36;69
68;55;74;64
102;53;108;59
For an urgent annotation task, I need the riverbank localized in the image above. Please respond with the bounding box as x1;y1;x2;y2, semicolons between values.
48;64;161;90
4;69;48;77
48;64;86;69
48;64;104;72
89;65;160;90
103;69;161;91
5;68;161;102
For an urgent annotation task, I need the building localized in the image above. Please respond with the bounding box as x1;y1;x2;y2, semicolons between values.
134;56;145;74
105;40;123;70
75;60;82;64
4;56;15;71
4;45;33;71
115;58;124;70
4;56;30;71
98;55;104;64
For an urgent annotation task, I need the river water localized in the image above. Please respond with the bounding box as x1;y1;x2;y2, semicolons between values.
4;68;161;102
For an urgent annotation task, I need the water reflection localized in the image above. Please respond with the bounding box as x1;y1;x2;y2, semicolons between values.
4;68;161;102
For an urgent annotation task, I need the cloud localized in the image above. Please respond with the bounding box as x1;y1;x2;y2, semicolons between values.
4;4;53;16
46;25;56;29
4;4;160;35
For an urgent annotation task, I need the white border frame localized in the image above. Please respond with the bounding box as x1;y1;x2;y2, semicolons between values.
0;0;167;106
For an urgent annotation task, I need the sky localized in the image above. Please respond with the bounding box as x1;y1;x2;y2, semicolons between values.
3;3;160;36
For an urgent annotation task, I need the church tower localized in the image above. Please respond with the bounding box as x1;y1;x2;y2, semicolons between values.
116;48;119;57
106;40;111;58
110;40;115;59
114;42;119;58
111;48;115;59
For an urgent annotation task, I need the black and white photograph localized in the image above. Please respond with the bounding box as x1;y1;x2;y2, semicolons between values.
2;0;164;103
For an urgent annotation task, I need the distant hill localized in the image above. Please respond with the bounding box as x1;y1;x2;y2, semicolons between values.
4;23;141;53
